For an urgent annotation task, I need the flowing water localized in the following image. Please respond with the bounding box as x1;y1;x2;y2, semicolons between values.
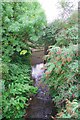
25;63;57;119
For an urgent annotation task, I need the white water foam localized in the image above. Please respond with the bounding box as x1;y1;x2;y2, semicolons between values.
32;63;44;80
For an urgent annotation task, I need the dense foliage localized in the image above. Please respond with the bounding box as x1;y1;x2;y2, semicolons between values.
43;10;79;119
2;59;37;119
1;0;79;119
2;2;46;63
1;1;46;120
39;20;63;54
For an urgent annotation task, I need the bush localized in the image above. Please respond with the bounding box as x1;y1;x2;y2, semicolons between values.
1;1;46;119
41;10;79;118
2;61;37;120
43;44;79;118
55;24;78;47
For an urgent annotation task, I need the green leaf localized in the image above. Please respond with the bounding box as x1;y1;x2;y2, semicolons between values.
16;46;21;52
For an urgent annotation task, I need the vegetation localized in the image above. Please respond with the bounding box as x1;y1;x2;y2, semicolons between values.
1;1;46;120
42;8;79;119
1;0;79;120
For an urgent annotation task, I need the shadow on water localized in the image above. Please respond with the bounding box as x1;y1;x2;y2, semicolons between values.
24;63;57;120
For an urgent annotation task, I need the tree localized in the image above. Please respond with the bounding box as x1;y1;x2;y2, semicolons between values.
2;1;46;62
39;20;63;55
58;0;74;20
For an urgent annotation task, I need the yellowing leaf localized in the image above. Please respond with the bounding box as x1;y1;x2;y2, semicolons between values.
20;50;27;55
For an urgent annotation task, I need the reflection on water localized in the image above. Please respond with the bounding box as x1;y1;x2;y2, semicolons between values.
25;63;57;119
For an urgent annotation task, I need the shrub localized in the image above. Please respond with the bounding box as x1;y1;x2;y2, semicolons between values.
2;62;37;120
43;44;79;118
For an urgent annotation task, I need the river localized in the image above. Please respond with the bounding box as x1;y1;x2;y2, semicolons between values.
25;63;57;119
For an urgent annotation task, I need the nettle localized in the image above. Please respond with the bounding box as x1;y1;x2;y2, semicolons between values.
43;44;79;118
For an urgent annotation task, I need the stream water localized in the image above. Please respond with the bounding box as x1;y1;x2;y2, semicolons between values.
25;63;57;119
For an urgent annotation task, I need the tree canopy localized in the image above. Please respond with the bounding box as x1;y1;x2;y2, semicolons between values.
2;1;46;62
